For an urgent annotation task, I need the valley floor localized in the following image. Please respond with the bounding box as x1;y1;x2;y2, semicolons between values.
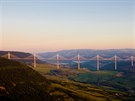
34;64;135;101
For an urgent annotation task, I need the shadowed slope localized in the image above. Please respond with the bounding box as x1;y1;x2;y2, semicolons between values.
0;58;50;101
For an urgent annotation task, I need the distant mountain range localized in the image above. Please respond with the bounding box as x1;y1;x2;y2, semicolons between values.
38;49;135;58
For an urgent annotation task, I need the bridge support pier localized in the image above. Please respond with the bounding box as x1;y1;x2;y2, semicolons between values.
77;54;80;70
114;55;117;70
56;54;60;69
131;56;134;67
96;55;99;71
8;52;11;59
33;53;36;68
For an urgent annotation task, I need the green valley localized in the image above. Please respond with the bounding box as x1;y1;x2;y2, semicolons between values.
34;64;135;101
1;58;135;101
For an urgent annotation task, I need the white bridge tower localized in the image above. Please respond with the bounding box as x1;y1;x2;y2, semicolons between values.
77;54;80;70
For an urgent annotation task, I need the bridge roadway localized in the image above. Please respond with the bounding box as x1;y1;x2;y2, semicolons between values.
0;52;134;70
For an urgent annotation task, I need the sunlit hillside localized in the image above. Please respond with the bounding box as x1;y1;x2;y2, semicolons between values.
0;58;135;101
34;64;135;101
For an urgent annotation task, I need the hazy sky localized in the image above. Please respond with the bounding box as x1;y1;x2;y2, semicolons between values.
0;0;135;52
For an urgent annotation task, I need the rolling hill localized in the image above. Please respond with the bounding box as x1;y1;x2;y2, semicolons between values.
34;64;135;101
0;56;135;101
0;57;51;101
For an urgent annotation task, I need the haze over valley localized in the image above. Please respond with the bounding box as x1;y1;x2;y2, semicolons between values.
0;0;135;101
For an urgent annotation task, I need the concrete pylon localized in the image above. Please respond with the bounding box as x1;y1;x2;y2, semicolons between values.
131;56;134;67
33;52;36;68
8;52;11;59
96;55;99;71
114;55;117;70
56;54;60;69
77;54;80;70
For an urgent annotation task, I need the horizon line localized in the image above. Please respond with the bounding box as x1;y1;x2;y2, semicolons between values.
0;48;135;53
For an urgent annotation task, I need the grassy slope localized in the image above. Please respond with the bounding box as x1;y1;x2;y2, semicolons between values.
0;58;117;101
0;58;135;101
68;70;135;92
34;64;135;101
0;58;53;101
